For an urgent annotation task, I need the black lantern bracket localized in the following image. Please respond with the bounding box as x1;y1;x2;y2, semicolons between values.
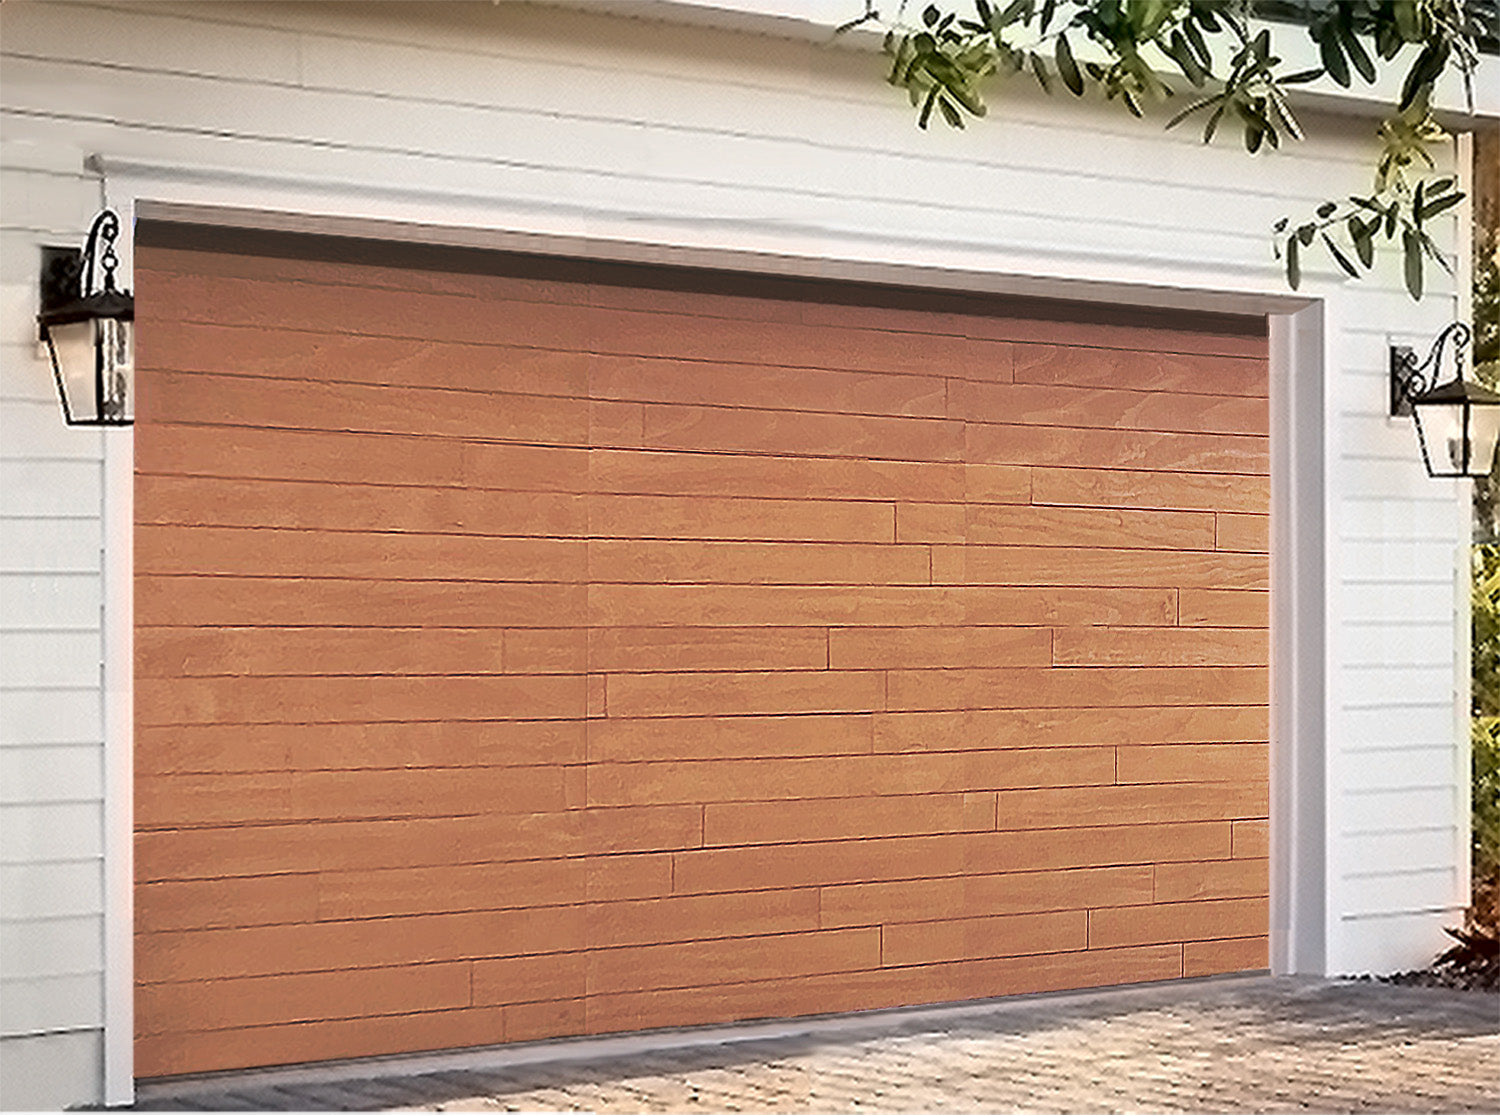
36;208;135;426
1390;321;1470;418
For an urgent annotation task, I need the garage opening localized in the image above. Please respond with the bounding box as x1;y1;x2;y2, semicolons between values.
132;223;1269;1077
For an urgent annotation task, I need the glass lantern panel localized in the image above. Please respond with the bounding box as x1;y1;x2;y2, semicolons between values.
44;319;99;423
1470;402;1500;478
98;317;134;422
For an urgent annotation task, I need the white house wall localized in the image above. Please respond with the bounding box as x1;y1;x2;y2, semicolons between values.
0;123;110;1108
0;1;1479;1106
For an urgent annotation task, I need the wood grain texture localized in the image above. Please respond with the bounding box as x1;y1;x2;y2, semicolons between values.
134;244;1267;1076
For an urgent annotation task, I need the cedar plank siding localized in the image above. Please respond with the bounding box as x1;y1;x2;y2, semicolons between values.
133;236;1268;1077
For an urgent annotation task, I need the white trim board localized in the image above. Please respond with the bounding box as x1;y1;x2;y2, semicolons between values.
102;157;1330;1097
101;429;133;1109
100;155;1314;317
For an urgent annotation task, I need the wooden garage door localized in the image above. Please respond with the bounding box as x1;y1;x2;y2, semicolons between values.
134;227;1270;1078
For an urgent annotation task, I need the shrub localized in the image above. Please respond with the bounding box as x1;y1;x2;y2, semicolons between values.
1472;544;1499;934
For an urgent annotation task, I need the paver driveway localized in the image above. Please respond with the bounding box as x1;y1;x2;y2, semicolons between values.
136;976;1498;1113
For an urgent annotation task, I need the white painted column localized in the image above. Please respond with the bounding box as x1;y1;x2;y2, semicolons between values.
1269;301;1330;975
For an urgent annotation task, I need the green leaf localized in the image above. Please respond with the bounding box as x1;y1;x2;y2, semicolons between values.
1419;228;1451;273
1135;0;1170;38
1039;0;1057;33
1165;92;1221;131
1056;33;1084;96
975;0;993;24
999;0;1028;22
1340;23;1376;83
1420;191;1463;221
923;4;940;28
1318;30;1351;87
1297;223;1316;247
1349;216;1375;268
1403;227;1424;299
1030;51;1052;93
1202;100;1228;143
1273;216;1289;233
1168;31;1206;86
1287;235;1301;289
994;0;1028;27
1316;201;1337;219
1394;1;1420;42
1384;201;1399;238
1265;90;1304;142
918;84;941;129
1183;17;1212;69
1375;20;1402;60
1321;232;1360;278
1240;101;1273;153
1399;43;1447;113
938;95;965;128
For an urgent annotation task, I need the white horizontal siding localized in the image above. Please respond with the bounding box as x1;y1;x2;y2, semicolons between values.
1341;583;1456;625
1342;706;1465;751
0;1029;103;1109
1341;747;1467;792
1338;497;1471;540
0;127;110;1093
1;400;109;462
0;745;103;804
0;802;103;864
0;917;103;980
1341;666;1461;707
1;633;107;690
0;575;103;630
1333;909;1464;975
1343;827;1462;874
0;519;102;575
1336;461;1466;499
1340;624;1456;667
0;52;1376;236
0;688;103;748
1340;868;1462;918
0;860;103;919
0;462;103;519
0;343;65;405
0;972;103;1037
1342;787;1460;834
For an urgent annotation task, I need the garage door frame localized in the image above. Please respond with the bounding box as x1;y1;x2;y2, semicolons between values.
96;166;1329;1105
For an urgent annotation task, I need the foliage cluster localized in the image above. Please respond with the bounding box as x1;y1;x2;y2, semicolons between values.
851;0;1495;298
1475;225;1499;539
1473;544;1499;931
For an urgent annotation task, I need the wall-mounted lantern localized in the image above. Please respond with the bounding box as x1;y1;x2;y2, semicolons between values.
37;209;134;426
1390;322;1500;479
